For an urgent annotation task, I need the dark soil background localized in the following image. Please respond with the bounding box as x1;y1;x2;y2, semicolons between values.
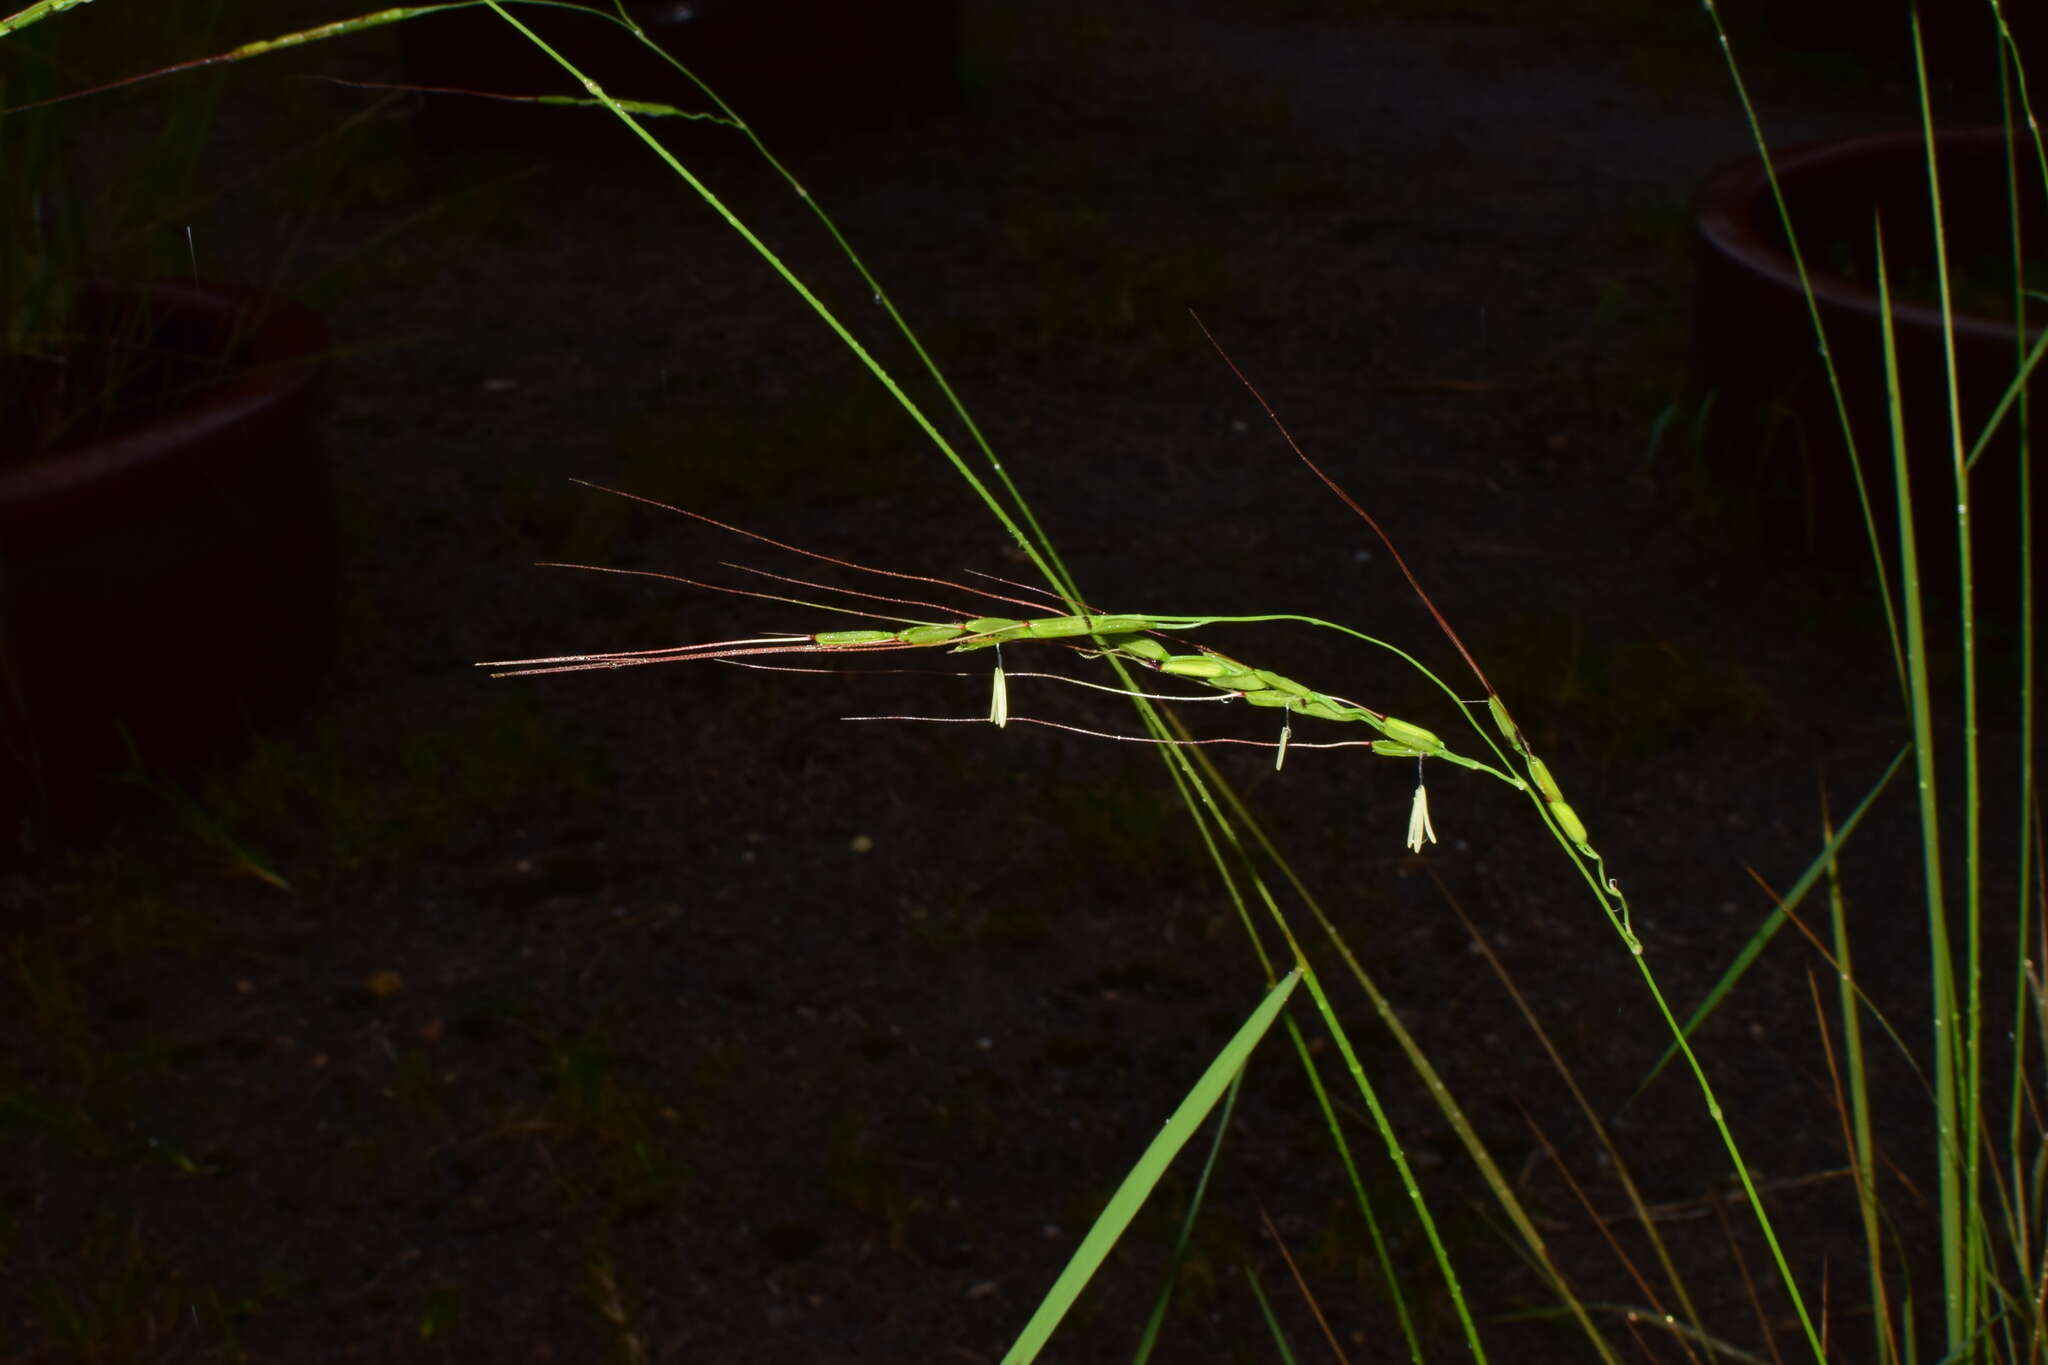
4;2;2032;1360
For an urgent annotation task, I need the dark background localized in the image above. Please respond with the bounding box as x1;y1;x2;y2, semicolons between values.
3;2;2026;1359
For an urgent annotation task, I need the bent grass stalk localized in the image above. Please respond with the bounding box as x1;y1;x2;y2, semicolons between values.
479;572;1510;772
456;5;1769;1357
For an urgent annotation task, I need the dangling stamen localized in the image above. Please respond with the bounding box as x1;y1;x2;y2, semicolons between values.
1406;756;1437;853
988;643;1009;728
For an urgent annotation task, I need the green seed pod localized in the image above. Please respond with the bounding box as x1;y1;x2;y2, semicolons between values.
1211;673;1269;693
1372;740;1425;757
1526;755;1564;804
1103;633;1171;661
898;624;969;646
1240;688;1299;707
1487;694;1518;744
1085;616;1150;635
1251;669;1312;698
1378;716;1442;753
1160;655;1234;678
1297;698;1352;722
963;617;1023;637
1021;615;1096;639
815;629;897;647
954;617;1029;650
1549;799;1589;845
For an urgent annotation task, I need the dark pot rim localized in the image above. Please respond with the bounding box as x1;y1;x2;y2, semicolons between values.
1693;126;2041;346
0;279;329;536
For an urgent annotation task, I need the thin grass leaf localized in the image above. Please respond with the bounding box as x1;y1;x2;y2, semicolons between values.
1280;1013;1425;1365
1698;0;1908;693
1250;740;1806;1361
1959;327;2048;474
1995;53;2044;1361
1045;683;1498;1361
1876;182;1969;1358
998;968;1302;1365
1618;969;1825;1357
1439;874;1707;1356
1195;749;1616;1364
1818;790;1900;1365
1740;864;1931;1101
1636;747;1908;1098
1129;1066;1244;1365
1243;1265;1304;1365
0;0;95;40
1183;779;1495;1363
3;5;473;109
1706;1195;1784;1365
112;734;294;894
1908;21;1992;1339
478;0;1078;608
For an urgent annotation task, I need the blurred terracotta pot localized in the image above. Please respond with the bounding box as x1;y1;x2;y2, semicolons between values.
0;280;335;840
1692;127;2045;603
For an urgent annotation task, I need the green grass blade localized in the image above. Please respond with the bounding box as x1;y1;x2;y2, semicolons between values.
1997;36;2044;1354
0;0;94;40
0;8;548;116
1108;684;1459;1353
112;732;295;893
1697;0;1906;692
478;1;1073;603
492;91;735;120
1242;1265;1303;1365
1194;760;1616;1363
1960;327;2048;474
998;969;1302;1365
1444;886;1710;1352
1636;747;1908;1097
1286;961;1497;1364
549;5;1085;607
1875;205;1965;1353
1207;718;1557;1359
1909;21;1988;1341
1129;1066;1244;1365
1508;1302;1774;1365
1113;725;1494;1361
1626;960;1827;1358
1281;1013;1425;1364
1821;806;1897;1365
